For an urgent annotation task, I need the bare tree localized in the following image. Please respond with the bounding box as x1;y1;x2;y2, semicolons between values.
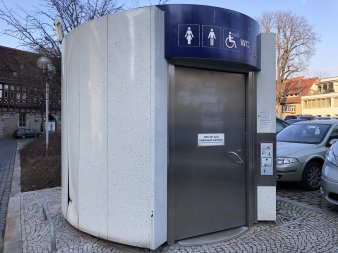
0;0;124;58
257;11;319;117
0;0;169;56
129;0;169;7
0;0;168;117
0;0;125;127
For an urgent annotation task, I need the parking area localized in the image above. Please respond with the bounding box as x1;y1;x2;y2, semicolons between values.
277;182;338;213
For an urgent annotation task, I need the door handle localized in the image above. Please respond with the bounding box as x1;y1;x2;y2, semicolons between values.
228;151;244;164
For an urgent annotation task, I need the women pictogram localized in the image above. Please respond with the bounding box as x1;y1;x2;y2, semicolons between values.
185;27;194;45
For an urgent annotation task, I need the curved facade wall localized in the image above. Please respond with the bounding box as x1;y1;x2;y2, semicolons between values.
62;6;168;250
62;4;276;251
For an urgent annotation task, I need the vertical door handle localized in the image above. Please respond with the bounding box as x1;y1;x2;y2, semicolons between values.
228;151;244;164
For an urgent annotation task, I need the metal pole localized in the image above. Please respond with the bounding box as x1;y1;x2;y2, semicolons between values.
43;203;57;252
45;76;49;156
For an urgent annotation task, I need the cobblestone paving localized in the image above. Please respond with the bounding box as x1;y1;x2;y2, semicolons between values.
277;182;338;212
0;140;17;253
21;188;338;253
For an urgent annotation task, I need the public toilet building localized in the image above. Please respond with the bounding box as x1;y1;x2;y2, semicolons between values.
61;4;276;250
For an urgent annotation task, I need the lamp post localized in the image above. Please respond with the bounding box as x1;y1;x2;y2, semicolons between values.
37;56;55;156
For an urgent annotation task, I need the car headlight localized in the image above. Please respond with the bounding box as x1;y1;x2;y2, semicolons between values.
326;147;337;166
276;157;299;164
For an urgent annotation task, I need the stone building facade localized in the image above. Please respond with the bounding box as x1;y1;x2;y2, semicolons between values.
0;46;61;139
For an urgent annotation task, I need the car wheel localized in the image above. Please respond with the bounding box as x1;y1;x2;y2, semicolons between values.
301;161;322;190
21;135;26;139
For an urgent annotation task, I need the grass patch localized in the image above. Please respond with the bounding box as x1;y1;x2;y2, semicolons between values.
20;133;61;192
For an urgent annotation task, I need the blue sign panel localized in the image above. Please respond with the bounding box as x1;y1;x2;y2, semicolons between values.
157;4;261;70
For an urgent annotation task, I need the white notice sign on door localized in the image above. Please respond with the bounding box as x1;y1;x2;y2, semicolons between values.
198;133;225;147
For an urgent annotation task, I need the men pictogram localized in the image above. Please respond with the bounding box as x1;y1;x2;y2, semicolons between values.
208;28;216;46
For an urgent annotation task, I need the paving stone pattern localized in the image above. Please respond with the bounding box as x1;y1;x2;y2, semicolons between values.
277;182;338;212
21;188;338;253
0;140;17;253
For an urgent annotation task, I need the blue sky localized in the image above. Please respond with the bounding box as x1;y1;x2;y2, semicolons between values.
1;0;337;77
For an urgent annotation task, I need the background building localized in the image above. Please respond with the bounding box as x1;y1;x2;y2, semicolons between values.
302;76;338;117
281;76;319;119
0;46;61;139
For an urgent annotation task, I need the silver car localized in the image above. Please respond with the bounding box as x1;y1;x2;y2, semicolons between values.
321;140;338;205
277;120;338;190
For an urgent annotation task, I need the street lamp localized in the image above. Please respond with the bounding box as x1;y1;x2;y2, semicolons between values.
37;56;55;156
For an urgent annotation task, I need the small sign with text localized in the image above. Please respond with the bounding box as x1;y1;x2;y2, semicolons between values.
198;133;225;147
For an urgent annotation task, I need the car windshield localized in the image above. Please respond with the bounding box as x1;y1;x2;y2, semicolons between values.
277;123;331;144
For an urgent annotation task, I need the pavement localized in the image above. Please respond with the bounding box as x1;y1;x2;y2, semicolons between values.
0;140;17;253
2;141;338;252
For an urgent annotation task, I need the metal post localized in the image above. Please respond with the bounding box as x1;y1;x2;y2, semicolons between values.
45;76;49;156
37;56;54;157
43;203;56;252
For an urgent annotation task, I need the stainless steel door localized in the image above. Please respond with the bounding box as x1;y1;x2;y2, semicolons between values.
169;67;246;241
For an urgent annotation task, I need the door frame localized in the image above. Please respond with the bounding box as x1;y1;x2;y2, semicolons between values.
167;63;257;244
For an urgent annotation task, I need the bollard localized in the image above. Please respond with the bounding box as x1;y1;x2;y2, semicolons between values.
42;203;56;252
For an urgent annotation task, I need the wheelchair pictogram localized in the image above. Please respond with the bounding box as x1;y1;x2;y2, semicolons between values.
225;32;237;49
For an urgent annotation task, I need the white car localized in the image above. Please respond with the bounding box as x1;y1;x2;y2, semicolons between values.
321;140;338;204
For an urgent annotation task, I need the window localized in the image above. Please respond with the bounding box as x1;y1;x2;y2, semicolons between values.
276;121;283;133
330;126;338;138
10;91;15;99
326;98;331;107
334;98;338;107
3;84;8;98
329;83;334;92
277;123;331;144
318;98;331;108
282;105;296;113
19;113;26;127
9;85;16;98
328;126;338;144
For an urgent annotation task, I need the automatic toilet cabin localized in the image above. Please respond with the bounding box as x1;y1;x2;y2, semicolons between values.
61;4;276;250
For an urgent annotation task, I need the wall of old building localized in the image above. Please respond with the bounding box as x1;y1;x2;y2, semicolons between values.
0;112;60;139
0;113;18;138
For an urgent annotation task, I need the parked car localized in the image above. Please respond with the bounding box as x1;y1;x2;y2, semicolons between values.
276;117;289;133
12;128;42;139
285;115;316;125
286;118;308;125
277;120;338;190
284;115;316;121
321;140;338;205
316;116;332;120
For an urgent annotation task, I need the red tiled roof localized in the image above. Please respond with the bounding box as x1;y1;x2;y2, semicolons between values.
284;76;318;96
283;76;319;104
285;97;301;104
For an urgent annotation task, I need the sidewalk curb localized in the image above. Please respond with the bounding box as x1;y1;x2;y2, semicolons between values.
4;143;22;253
